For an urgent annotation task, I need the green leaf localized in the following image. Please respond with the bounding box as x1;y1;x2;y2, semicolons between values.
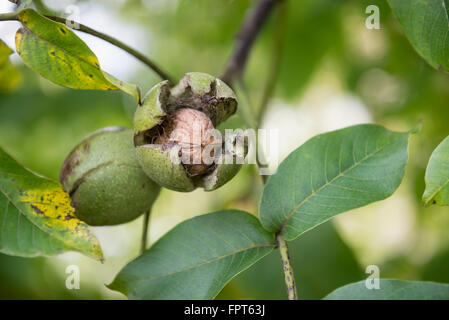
0;40;20;92
388;0;449;71
108;210;275;300
0;40;13;65
260;124;411;241
423;135;449;206
0;146;103;260
15;9;140;103
324;280;449;300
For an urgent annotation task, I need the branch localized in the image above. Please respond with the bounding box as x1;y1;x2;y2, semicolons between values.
220;0;278;85
0;12;175;84
277;233;298;300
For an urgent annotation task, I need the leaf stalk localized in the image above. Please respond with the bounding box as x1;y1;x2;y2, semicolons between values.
276;233;298;300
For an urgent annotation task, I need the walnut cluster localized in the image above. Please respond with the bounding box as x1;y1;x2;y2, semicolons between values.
155;108;218;176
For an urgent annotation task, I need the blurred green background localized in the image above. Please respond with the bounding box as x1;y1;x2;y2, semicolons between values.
1;0;449;299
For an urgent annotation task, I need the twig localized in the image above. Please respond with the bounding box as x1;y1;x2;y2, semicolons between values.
220;0;278;85
277;233;298;300
141;211;151;254
0;12;175;84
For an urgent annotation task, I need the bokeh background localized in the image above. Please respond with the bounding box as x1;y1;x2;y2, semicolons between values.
1;0;449;299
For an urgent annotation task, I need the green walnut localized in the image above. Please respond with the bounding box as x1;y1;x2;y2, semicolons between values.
60;127;160;226
133;72;245;192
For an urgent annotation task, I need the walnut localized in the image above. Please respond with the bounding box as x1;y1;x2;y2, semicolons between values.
155;108;217;176
133;72;242;192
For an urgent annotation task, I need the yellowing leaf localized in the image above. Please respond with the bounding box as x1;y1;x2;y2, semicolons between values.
15;9;140;103
0;146;103;260
21;187;86;233
0;40;20;92
0;40;13;64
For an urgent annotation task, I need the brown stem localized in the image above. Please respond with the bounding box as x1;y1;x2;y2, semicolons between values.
220;0;279;85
